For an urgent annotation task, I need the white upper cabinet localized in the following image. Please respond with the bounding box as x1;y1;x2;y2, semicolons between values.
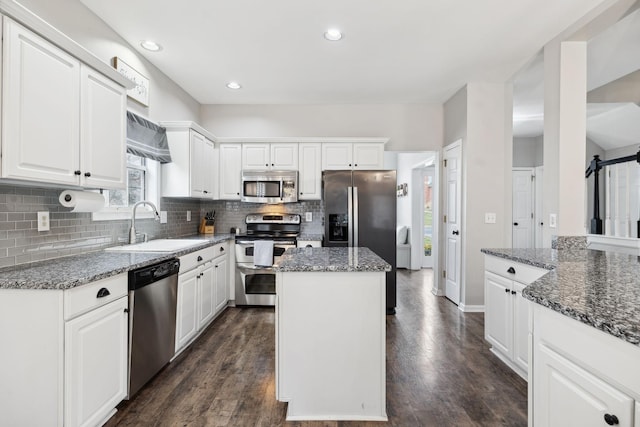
161;124;217;199
298;143;321;200
219;144;242;200
322;142;384;170
1;18;126;189
80;67;127;189
270;143;298;170
242;143;298;170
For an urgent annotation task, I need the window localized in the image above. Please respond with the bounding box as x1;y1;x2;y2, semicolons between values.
92;153;160;221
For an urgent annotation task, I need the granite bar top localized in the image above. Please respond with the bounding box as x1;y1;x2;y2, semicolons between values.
481;247;640;346
0;234;234;290
274;247;391;273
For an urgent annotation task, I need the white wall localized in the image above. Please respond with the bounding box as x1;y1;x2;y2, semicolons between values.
513;137;544;167
16;0;201;122
463;82;511;309
200;104;443;151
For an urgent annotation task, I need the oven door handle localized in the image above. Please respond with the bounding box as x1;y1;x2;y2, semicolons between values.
236;264;274;274
235;240;296;246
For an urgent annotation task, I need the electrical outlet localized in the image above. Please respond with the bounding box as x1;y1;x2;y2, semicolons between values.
549;213;557;228
484;213;496;224
160;211;167;224
305;212;313;222
186;211;191;222
37;211;50;231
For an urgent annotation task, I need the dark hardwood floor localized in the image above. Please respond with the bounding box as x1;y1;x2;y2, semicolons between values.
105;269;527;427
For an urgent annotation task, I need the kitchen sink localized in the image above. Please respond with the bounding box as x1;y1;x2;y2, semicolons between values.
105;239;210;252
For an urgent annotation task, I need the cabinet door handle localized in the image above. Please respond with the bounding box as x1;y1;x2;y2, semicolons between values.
507;267;516;274
511;290;516;295
96;288;111;298
124;308;129;313
452;230;459;235
513;222;518;226
74;170;81;175
604;414;619;425
220;247;224;252
504;288;510;293
197;256;203;262
84;172;91;177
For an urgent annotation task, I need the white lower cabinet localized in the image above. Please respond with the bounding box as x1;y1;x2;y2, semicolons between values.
65;296;128;427
531;304;640;427
484;255;548;379
0;273;128;427
175;243;229;355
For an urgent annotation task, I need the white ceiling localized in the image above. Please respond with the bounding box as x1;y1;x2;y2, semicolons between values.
80;0;610;105
512;5;640;149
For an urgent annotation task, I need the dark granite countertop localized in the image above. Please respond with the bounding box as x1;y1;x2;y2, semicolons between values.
274;247;391;273
0;234;234;290
481;247;640;346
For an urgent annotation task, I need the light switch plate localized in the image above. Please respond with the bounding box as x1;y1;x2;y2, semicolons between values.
37;211;49;231
549;213;557;228
484;212;496;224
160;211;167;224
305;212;313;222
186;211;191;222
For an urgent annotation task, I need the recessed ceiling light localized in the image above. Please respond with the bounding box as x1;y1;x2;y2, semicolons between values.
324;28;343;41
140;40;162;52
226;81;242;90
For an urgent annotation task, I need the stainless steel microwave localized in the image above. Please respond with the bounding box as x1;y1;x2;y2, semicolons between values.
241;170;298;203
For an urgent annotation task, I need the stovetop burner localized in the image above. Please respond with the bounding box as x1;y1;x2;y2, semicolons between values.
237;213;301;242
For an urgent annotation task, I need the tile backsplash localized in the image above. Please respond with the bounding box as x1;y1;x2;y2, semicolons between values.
0;184;323;268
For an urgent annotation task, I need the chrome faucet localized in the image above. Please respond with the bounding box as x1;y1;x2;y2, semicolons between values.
129;201;160;244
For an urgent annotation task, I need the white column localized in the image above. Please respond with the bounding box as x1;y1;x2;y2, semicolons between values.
543;41;587;244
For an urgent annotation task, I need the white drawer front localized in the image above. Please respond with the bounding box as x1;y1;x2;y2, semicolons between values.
212;242;228;259
485;255;548;284
64;273;127;320
179;246;215;272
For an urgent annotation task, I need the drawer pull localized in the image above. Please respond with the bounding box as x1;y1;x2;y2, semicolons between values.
197;256;203;262
604;414;619;425
511;290;516;295
220;247;224;252
507;267;516;274
504;288;510;293
96;288;111;298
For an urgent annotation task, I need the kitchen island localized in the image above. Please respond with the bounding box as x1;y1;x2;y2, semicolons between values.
274;247;391;421
481;247;640;426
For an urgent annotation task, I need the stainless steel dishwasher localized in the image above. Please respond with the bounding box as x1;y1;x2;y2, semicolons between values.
127;258;180;398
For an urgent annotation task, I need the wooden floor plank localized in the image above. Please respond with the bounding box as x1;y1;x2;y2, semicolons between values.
105;269;527;427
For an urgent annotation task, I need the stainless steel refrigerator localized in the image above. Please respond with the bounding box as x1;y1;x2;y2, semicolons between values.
323;170;397;314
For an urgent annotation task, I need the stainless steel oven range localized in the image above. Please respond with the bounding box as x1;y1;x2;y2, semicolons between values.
235;213;300;306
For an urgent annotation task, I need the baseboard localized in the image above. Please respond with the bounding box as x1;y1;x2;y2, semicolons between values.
458;304;484;313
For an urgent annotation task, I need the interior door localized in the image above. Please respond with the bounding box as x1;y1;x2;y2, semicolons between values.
534;166;544;248
444;141;462;305
512;169;534;248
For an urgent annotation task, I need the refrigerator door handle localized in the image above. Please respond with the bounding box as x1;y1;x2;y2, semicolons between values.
347;186;353;247
353;186;359;247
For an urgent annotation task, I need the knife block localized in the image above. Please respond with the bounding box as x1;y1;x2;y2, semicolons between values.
199;218;214;234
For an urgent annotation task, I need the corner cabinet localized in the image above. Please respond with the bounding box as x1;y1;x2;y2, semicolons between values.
484;255;547;379
219;144;242;200
1;18;126;189
322;142;385;170
161;123;217;199
531;304;640;427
